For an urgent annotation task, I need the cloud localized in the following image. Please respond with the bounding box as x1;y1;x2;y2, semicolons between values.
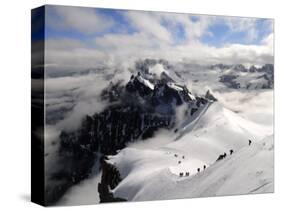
45;34;273;76
95;32;156;51
213;90;273;131
157;41;273;66
123;11;215;43
45;38;109;74
46;5;114;35
211;42;273;66
57;173;101;205
224;17;259;42
45;73;112;131
149;63;167;78
162;14;215;42
125;11;172;43
44;8;274;74
262;33;274;48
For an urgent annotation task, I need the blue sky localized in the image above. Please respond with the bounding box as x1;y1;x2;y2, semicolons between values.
201;18;272;46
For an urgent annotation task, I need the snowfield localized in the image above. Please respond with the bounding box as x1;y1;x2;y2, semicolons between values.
107;102;274;201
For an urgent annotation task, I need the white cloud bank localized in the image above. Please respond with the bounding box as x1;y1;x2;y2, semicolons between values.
46;6;114;35
45;35;273;75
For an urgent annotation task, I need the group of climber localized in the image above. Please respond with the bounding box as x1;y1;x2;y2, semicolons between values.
216;150;232;161
174;153;185;164
177;139;253;178
178;164;207;177
174;153;191;177
179;172;189;177
216;139;252;162
197;165;207;173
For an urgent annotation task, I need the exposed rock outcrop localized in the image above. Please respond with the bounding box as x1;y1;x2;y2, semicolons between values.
98;157;126;203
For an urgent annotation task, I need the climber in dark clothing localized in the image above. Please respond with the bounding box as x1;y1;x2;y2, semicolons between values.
216;154;224;161
203;165;206;170
249;139;252;146
216;152;227;162
230;149;234;155
197;168;200;173
185;172;189;177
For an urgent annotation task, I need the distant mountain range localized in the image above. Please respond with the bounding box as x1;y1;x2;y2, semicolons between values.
215;64;274;89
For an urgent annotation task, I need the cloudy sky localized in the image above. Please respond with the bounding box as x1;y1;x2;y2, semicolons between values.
44;5;274;74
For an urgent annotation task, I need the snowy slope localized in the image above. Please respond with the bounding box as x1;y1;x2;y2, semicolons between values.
175;101;211;140
107;102;273;201
136;75;155;90
129;135;273;201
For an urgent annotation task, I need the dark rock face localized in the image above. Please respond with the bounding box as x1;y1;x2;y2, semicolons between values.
233;64;247;72
98;158;127;203
101;80;125;102
126;75;154;97
219;75;240;89
60;105;174;156
259;64;274;73
210;64;231;70
45;151;97;205
205;90;217;102
249;65;258;73
260;64;274;89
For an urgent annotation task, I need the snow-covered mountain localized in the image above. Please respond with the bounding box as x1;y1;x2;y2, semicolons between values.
47;63;215;204
45;59;273;205
107;134;273;201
